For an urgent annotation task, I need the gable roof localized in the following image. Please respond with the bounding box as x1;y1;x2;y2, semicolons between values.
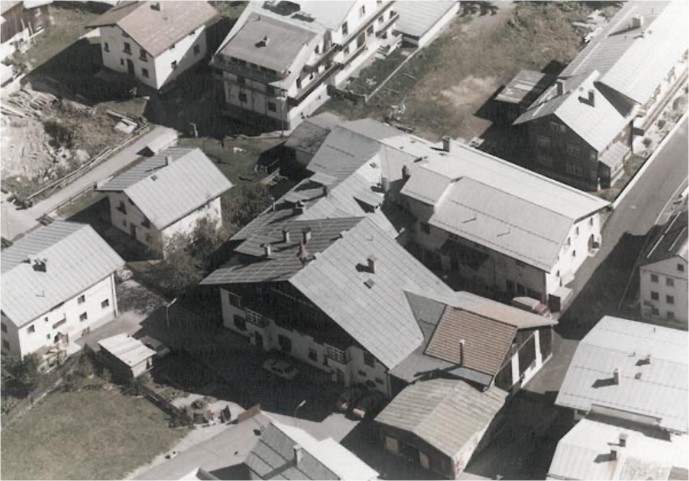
556;316;688;433
375;378;507;458
1;221;124;327
86;1;218;57
244;422;378;480
98;148;233;230
548;418;689;480
284;112;343;155
641;203;688;268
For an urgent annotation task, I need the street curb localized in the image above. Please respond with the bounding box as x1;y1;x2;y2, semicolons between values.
612;112;688;209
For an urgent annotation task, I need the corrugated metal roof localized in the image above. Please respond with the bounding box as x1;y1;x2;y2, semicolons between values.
556;316;688;433
1;221;124;327
284;113;342;154
395;1;458;39
87;1;218;57
495;70;554;106
600;141;629;169
547;418;688;480
245;422;377;480
98;333;155;366
98;148;232;230
375;379;507;458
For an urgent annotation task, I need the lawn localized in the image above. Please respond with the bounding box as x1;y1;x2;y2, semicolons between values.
0;388;187;480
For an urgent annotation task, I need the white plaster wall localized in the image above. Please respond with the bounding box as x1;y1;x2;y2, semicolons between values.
151;25;207;89
640;258;688;325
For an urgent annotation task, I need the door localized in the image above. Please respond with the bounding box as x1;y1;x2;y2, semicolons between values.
126;58;135;76
254;332;264;351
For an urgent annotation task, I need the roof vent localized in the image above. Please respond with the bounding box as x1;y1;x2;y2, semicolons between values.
263;243;272;257
367;256;377;274
632;14;644;29
32;258;47;273
364;278;375;289
282;228;291;243
151;175;158;181
151;2;161;11
322;185;330;198
293;200;305;215
256;35;270;48
293;445;303;465
610;447;618;461
442;136;451;153
302;227;312;244
556;79;565;96
381;177;390;193
613;368;621;385
459;339;465;366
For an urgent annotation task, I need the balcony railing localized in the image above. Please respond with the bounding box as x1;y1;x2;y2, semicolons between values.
211;56;285;85
326;345;350;364
245;309;269;328
376;11;399;37
288;61;341;107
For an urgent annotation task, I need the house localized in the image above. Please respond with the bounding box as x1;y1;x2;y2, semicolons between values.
547;417;688;480
97;333;156;380
556;316;688;434
283;112;342;167
202;216;456;396
86;1;218;90
514;0;688;190
97;147;232;256
0;221;124;360
389;290;556;396
375;378;507;479
178;468;218;480
394;1;459;49
639;203;687;328
1;0;51;61
244;421;378;480
211;0;400;131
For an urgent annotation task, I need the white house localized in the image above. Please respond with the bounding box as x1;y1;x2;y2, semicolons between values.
211;0;400;131
639;205;687;328
1;221;124;360
97;147;233;256
86;1;218;90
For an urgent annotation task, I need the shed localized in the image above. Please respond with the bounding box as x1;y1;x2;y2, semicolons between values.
98;333;156;379
394;1;460;49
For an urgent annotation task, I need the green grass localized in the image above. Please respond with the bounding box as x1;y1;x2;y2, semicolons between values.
1;388;187;480
347;49;411;95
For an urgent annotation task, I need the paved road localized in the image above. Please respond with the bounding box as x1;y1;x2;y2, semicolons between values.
1;125;177;241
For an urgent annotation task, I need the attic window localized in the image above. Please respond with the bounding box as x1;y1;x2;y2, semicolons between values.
364;279;375;289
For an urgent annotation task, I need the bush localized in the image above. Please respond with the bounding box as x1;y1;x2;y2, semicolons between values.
44;119;75;149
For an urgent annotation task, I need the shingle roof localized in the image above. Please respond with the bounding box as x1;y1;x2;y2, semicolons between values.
244;422;377;480
98;148;232;230
98;334;156;367
556;316;688;433
547;418;689;480
1;221;124;327
87;1;218;57
375;379;507;458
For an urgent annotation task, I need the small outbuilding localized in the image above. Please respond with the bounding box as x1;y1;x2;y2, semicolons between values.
98;333;156;379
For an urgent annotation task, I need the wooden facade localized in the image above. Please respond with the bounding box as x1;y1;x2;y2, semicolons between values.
1;2;50;47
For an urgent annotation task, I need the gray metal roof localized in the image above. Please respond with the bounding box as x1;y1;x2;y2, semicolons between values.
547;418;689;480
244;422;377;480
98;148;233;230
600;141;629;169
98;333;156;366
556;316;688;433
284;113;342;155
375;379;507;458
641;203;688;267
1;221;124;327
495;70;554;107
395;0;458;40
87;1;218;57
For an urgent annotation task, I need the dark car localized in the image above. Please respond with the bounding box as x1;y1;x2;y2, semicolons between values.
336;385;365;413
351;390;387;420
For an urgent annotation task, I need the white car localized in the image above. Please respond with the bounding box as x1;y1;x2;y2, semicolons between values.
262;359;298;380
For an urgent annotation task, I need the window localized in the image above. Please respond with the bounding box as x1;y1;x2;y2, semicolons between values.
367;25;374;36
651;306;659;315
666;278;675;287
171;60;178;70
308;348;318;362
278;334;292;353
342;21;349;36
589;217;594;226
651;274;658;283
651;291;659;300
375;377;384;384
104;42;110;52
571;250;576;258
343;45;350;55
44;316;48;322
2;340;9;350
420;222;430;234
77;294;85;305
117;200;127;214
358;370;367;377
667;311;675;320
1;323;7;333
666;295;675;305
359;5;365;17
537;153;553;167
237;75;246;86
549;121;559;132
537;135;551;148
565;159;583;177
364;352;375;367
142;68;149;78
678;263;685;272
566;237;571;246
267;101;276;112
123;42;131;54
28;325;35;334
193;44;200;56
567;144;580;156
139;48;147;60
120;58;124;66
233;315;247;331
238;92;248;103
79;312;88;322
227;292;242;307
296;77;302;90
315;44;321;55
101;299;110;309
390;9;394;18
122;31;129;38
378;15;383;24
575;226;580;236
122;219;128;227
267;85;276;96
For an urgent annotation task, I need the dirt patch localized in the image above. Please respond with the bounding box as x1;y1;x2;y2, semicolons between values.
440;75;500;108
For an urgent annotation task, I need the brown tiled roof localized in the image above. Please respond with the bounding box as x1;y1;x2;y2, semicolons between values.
87;1;218;57
425;308;517;377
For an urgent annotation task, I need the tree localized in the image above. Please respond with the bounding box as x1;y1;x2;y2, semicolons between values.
162;232;204;296
222;183;273;228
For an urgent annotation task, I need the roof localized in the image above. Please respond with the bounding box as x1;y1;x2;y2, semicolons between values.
98;148;233;230
547;418;689;480
394;0;458;40
1;1;22;15
599;141;629;170
555;316;688;433
1;221;124;328
204;216;455;369
98;334;156;367
496;70;554;107
375;379;507;458
284;112;342;155
244;421;378;480
641;203;688;268
86;1;218;57
178;468;218;480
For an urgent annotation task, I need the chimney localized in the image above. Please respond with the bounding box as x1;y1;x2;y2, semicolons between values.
302;227;312;244
381;177;390;193
151;2;161;10
293;445;303;465
322;185;330;198
367;256;377;274
263;243;272;257
632;14;644;29
619;433;627;447
32;258;47;273
610;448;618;461
282;228;291;243
613;368;620;385
263;35;270;45
588;89;595;107
645;354;651;365
402;165;410;180
459;339;465;366
297;242;310;264
165;155;172;166
442;136;451;153
556;79;565;96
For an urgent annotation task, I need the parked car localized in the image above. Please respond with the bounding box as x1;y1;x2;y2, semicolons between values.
336;385;365;413
511;296;553;319
262;359;298;380
351;390;387;420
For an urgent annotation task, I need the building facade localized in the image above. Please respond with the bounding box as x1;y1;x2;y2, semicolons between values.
0;1;51;61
